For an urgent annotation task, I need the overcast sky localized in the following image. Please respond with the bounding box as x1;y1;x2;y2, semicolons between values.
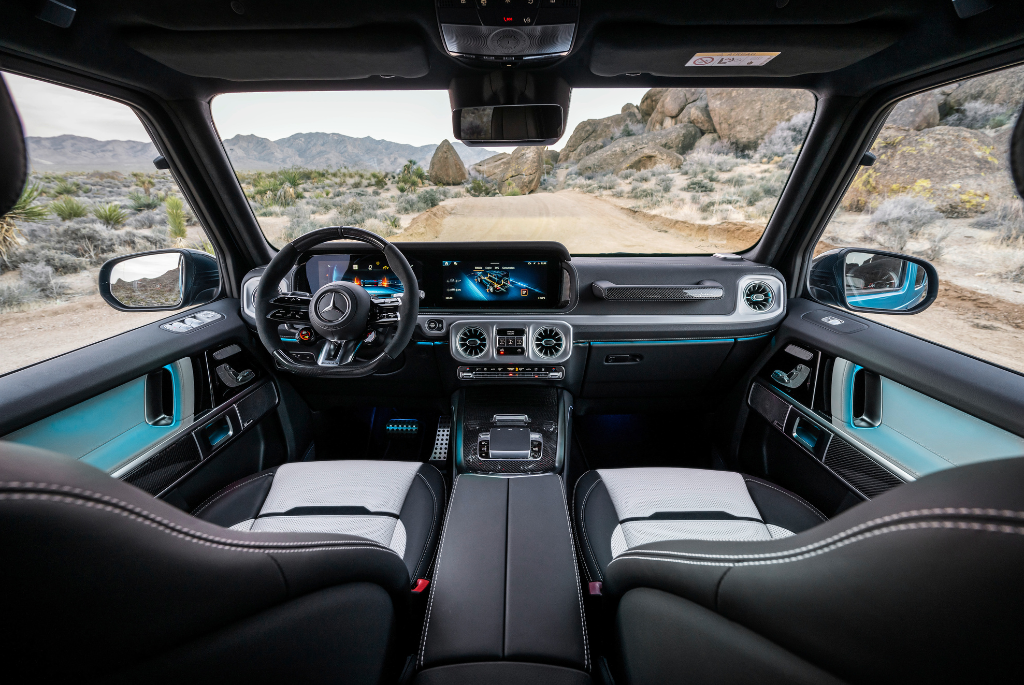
4;72;646;151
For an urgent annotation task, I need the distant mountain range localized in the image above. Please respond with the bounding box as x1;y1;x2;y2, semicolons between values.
26;133;498;173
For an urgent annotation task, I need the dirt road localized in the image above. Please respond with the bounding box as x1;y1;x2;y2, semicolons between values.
396;191;762;254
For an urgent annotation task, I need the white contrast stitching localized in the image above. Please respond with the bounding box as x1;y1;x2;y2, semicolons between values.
609;519;1024;571
744;478;827;523
419;473;460;667
609;508;1024;564
192;472;275;518
578;477;604;582
558;476;590;671
0;483;401;556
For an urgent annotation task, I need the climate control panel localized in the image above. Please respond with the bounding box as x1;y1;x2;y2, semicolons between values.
448;320;572;364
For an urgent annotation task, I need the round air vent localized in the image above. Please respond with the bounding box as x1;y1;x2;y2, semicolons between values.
533;327;564;358
743;281;775;312
457;326;488;357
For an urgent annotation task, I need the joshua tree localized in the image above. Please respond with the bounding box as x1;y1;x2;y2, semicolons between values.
0;183;49;265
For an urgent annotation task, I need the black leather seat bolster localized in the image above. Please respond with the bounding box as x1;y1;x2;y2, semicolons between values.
604;458;1024;682
573;470;618;583
415;662;593;685
0;445;411;679
400;463;446;580
616;588;843;685
743;475;827;533
191;467;279;527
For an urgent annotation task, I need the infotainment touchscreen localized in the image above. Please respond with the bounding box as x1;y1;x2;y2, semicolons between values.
442;260;550;304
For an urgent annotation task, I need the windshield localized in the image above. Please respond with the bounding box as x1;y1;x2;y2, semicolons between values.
213;88;814;254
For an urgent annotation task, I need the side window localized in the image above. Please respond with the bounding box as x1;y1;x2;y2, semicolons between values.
814;64;1024;373
0;73;216;376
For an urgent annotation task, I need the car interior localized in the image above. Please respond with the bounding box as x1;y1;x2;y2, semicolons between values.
1;1;1024;683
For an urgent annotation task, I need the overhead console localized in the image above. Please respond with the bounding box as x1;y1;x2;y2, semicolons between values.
436;0;581;66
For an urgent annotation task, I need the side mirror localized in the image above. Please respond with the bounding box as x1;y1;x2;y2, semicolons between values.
808;248;938;315
98;249;220;312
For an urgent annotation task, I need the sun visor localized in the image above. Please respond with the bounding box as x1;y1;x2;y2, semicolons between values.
129;26;429;81
590;23;901;78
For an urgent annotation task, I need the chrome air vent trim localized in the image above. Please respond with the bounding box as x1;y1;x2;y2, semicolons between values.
534;327;565;358
457;326;488;358
743;281;775;312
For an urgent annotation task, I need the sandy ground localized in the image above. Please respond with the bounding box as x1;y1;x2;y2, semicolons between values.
394;191;761;254
0;294;168;375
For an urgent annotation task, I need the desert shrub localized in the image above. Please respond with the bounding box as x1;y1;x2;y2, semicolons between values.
945;101;1014;129
972;199;1024;244
618;169;636;180
119;229;171;253
369;172;388;189
539;173;559;192
868;196;941;252
0;281;37;310
13;247;88;274
165;196;188;240
920;226;955;261
397;189;443;214
128;191;161;212
503;182;522;196
597;174;618;190
127;209;162;229
633;170;652;183
50;195;89;221
629;185;660;200
20;262;70;299
685;178;715;193
396;160;427;189
755;111;814;164
466;178;498;197
1;183;49;265
362;218;396;238
93;203;128;228
751;197;779;219
1003;264;1024;283
726;173;752;188
682;151;742;174
649;164;673;177
657;176;674;193
52;179;83;196
739;186;765;206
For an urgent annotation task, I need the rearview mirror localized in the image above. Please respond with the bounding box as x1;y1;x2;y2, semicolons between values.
453;104;563;146
98;249;220;312
808;248;938;315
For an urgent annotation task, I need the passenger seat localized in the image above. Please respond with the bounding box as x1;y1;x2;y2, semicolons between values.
573;467;826;581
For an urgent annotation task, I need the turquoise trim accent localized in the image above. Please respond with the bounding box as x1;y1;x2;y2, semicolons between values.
589;339;735;345
2;364;188;472
280;337;299;342
736;333;772;342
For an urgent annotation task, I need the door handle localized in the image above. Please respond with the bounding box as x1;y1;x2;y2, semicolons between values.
606;354;643;364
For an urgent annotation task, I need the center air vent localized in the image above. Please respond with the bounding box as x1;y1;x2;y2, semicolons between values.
743;281;775;312
533;327;564;358
457;326;488;358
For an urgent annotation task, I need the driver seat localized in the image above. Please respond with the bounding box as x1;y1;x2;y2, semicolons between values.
192;459;446;581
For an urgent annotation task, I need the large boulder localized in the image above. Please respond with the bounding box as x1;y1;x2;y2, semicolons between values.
944;68;1024;111
558;108;643;163
576;124;702;174
639;88;669;124
428;139;468;185
693;133;722;151
687;98;716;133
469;152;510;182
888;92;941;131
645;89;706;132
845;124;1015;217
502;146;546;194
707;88;816;150
618;146;685;172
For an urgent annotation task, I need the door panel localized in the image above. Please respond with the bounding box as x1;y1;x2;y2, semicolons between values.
2;358;194;472
830;358;1024;479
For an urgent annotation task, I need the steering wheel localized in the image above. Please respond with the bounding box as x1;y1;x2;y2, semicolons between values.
254;226;418;378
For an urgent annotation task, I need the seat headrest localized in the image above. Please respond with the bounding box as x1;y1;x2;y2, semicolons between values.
0;75;27;217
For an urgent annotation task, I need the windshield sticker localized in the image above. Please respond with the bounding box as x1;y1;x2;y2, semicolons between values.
686;52;780;67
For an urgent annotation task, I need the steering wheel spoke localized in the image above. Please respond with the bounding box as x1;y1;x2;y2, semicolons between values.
369;294;402;325
267;293;311;323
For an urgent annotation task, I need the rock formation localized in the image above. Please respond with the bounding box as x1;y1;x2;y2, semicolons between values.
501;146;546;194
469;152;511;182
645;89;706;132
706;88;816;150
558;108;643;163
575;124;702;174
428;139;468;185
888;92;941;131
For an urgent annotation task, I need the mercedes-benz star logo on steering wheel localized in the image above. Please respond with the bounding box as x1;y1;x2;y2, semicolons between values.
316;291;348;323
